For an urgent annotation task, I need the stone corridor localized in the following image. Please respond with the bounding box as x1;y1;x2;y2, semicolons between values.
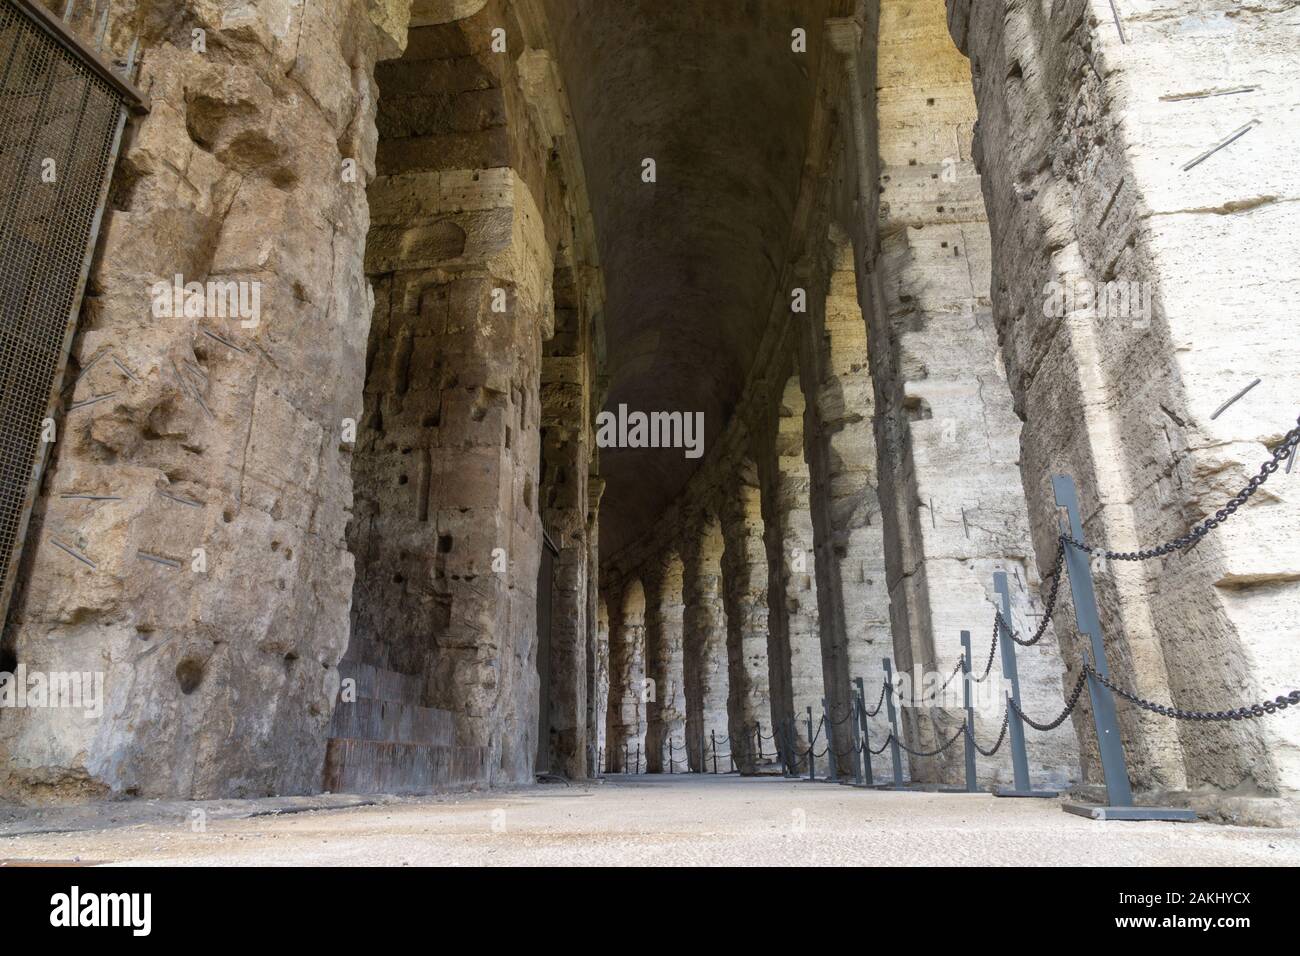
0;0;1298;821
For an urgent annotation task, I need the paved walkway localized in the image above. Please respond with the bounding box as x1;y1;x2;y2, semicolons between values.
2;775;1297;866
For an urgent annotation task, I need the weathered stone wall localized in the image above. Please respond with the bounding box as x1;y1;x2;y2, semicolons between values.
0;0;608;799
948;0;1300;794
0;0;410;801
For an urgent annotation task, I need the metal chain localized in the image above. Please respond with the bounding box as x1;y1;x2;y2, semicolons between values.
965;708;1009;756
996;539;1066;648
936;657;964;694
826;707;856;726
1088;665;1300;721
864;683;887;717
868;733;893;755
1010;669;1088;732
971;616;999;683
894;722;967;758
1063;414;1300;561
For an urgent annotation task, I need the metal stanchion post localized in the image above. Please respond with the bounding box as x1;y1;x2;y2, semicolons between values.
821;698;838;783
806;706;815;781
882;658;906;789
1053;474;1195;822
992;571;1057;798
848;685;864;786
959;631;978;793
853;677;875;787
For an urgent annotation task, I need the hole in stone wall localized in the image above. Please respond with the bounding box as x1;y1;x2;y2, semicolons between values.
175;658;205;695
438;534;453;553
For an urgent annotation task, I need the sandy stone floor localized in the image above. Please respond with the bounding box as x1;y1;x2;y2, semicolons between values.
2;775;1298;867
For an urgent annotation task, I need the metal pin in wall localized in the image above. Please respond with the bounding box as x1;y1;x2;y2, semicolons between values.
201;328;248;354
159;491;203;508
68;392;117;411
1181;120;1260;172
94;4;109;51
137;551;182;570
51;538;96;569
112;357;140;383
1210;377;1260;420
1108;0;1127;44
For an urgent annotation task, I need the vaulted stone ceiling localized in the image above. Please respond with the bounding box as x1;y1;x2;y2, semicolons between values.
541;0;837;558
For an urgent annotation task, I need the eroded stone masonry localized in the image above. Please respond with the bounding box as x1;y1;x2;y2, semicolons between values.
1;0;1297;815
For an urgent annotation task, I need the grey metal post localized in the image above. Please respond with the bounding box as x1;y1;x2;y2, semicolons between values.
1053;474;1195;821
853;676;875;786
959;631;978;793
669;737;674;775
806;706;815;781
882;658;905;788
847;686;864;786
711;731;717;774
636;743;640;775
1054;474;1132;807
821;698;838;783
756;722;763;762
994;571;1035;794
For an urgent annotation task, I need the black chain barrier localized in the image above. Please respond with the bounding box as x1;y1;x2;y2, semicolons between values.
893;721;967;758
1062;413;1300;562
971;616;999;683
966;709;1009;757
1002;539;1066;647
1087;666;1300;721
1011;669;1088;732
864;683;887;717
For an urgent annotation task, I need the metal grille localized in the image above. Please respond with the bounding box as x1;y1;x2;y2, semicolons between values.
0;0;139;623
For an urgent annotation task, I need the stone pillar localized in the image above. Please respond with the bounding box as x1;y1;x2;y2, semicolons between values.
720;461;772;773
644;552;687;772
539;262;594;779
585;475;605;776
948;0;1300;795
683;512;730;771
605;579;646;772
844;0;1076;786
0;1;410;800
593;594;610;773
798;229;895;776
768;375;824;758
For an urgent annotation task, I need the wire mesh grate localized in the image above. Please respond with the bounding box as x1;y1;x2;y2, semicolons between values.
0;0;132;620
